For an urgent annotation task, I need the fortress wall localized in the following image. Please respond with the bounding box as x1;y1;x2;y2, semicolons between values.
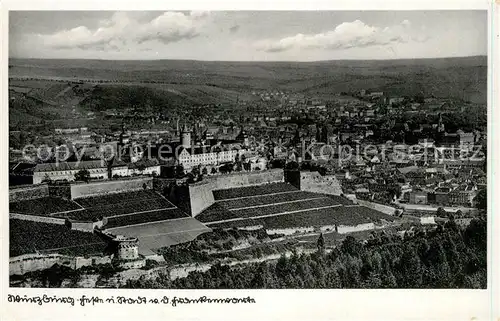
299;172;342;195
9;253;113;276
356;200;397;215
9;184;49;202
189;169;284;217
9;213;66;225
69;220;103;232
336;223;375;234
266;227;315;235
189;180;216;217
70;177;153;199
10;254;65;276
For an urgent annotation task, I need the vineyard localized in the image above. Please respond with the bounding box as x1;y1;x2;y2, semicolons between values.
10;219;107;257
104;208;188;229
198;185;356;223
195;203;238;223
212;182;297;200
208;205;396;230
218;191;324;209
10;197;82;216
74;190;171;208
325;194;355;205
65;190;176;221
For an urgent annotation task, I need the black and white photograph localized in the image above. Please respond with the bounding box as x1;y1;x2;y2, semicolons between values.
6;8;490;294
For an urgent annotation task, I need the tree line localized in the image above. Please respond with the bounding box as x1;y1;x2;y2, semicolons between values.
124;217;486;289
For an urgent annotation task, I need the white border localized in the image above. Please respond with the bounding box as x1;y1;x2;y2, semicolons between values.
1;1;498;321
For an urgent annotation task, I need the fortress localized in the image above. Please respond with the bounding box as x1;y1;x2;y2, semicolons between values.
10;169;395;276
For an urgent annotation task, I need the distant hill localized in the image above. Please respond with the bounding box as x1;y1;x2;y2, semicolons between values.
9;56;487;128
9;56;486;102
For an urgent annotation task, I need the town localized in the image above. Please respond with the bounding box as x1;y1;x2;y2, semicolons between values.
8;64;487;289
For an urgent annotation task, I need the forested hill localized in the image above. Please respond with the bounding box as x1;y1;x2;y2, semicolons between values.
124;218;487;289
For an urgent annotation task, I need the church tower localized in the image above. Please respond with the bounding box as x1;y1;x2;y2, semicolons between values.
181;124;192;148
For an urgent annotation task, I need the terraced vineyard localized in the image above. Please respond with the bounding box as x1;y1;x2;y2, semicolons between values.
104;209;188;229
74;190;171;208
10;219;107;257
195;203;237;223
65;190;175;221
10;197;82;216
230;198;340;219
208;205;396;230
218;191;324;209
213;182;297;200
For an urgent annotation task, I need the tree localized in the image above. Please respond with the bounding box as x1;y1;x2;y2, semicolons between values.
341;236;362;257
175;165;185;178
202;167;208;175
437;207;447;218
210;167;217;175
74;169;91;182
473;188;486;210
317;233;325;254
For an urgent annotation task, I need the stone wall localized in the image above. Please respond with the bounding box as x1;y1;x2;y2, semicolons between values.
9;184;49;202
299;172;342;195
189;169;284;217
332;222;375;234
9;253;113;276
189;181;216;217
9;213;66;225
69;220;104;232
267;227;315;235
402;204;479;216
356;199;397;215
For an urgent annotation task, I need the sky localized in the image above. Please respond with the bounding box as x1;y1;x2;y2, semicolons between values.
9;11;488;61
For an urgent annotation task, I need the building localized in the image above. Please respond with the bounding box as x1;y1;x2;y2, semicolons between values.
449;184;477;207
177;146;243;170
33;160;109;184
32;160;129;184
433;187;451;205
409;190;428;204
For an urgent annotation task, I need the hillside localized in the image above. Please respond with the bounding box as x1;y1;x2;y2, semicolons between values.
9;56;487;102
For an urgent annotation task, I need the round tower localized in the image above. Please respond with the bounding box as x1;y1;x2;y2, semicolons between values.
117;240;139;260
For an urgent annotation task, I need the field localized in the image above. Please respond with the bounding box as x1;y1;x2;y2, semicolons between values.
10;219;108;257
213;183;298;200
10;197;82;216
